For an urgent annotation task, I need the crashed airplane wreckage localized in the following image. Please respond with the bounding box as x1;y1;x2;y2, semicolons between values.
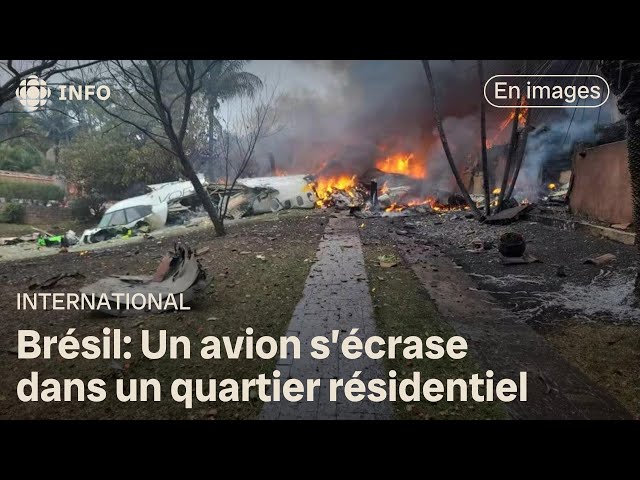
79;174;319;244
78;169;475;246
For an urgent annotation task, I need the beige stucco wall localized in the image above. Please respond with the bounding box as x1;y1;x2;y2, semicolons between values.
569;140;632;225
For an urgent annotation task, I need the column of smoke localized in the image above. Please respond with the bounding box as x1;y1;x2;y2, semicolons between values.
253;61;516;188
515;99;619;200
252;60;614;201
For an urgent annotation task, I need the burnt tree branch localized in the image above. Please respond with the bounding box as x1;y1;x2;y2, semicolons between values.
478;60;491;216
422;60;483;220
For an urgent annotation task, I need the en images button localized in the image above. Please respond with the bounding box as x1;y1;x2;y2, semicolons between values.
484;75;610;108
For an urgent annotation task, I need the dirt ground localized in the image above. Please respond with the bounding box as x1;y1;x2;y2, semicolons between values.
0;210;326;419
359;211;640;418
2;206;638;419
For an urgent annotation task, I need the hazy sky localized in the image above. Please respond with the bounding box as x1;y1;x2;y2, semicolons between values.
244;60;348;99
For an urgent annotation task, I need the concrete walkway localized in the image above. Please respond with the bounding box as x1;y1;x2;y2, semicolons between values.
260;216;393;420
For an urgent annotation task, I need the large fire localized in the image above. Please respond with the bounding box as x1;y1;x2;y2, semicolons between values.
310;174;357;206
376;152;426;179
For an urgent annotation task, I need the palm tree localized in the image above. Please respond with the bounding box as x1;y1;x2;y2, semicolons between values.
32;96;80;165
477;60;491;216
422;60;483;219
201;61;263;155
599;60;640;297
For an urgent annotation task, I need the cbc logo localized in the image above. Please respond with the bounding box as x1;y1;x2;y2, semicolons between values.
15;74;111;111
15;75;51;109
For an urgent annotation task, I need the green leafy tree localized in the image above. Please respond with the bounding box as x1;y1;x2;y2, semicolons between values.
0;142;43;171
61;131;179;199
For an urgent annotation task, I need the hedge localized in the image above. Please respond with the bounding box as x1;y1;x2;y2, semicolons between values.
0;181;65;202
0;203;26;223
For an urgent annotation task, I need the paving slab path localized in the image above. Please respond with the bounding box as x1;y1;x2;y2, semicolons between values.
260;216;393;420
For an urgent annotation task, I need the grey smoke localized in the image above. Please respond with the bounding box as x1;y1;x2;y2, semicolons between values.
516;100;619;199
248;60;616;199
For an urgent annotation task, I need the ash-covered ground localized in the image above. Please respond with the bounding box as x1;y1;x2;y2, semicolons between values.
360;211;639;327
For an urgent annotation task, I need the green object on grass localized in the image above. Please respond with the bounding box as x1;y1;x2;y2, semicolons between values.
37;235;63;247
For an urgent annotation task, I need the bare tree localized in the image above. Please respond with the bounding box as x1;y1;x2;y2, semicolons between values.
216;85;283;223
477;60;491;216
90;60;228;235
0;60;103;147
496;61;528;212
504;121;532;202
0;60;102;109
422;60;483;219
496;99;522;211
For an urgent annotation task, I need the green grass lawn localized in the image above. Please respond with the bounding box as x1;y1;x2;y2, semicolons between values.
362;243;507;420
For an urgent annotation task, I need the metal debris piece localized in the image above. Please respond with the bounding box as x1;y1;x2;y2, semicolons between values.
611;223;631;231
485;204;533;225
500;254;541;265
79;244;210;316
378;254;399;268
584;253;617;265
29;272;85;290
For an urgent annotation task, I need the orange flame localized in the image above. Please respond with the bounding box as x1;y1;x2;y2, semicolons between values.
376;152;426;179
311;175;357;206
385;196;438;213
383;195;470;213
487;98;529;148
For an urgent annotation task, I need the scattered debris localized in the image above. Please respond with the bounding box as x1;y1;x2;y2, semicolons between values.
1;234;37;245
544;183;570;203
29;272;85;290
378;254;399;268
584;254;617;266
485;204;533;225
611;223;631;231
472;239;483;250
31;226;55;237
501;254;541;265
607;335;625;346
195;246;210;256
79;244;210;316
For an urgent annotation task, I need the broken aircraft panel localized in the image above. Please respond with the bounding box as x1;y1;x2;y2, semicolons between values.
209;174;317;219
